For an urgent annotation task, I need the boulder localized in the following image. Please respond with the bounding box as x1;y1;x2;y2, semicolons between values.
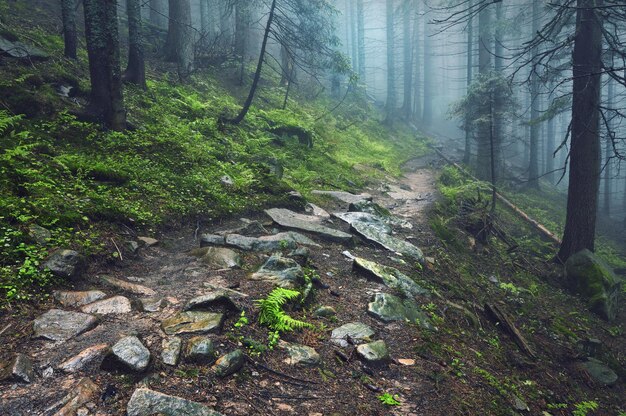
281;342;320;366
212;349;244;377
264;208;353;244
250;254;305;288
313;305;336;318
330;322;375;347
161;311;224;335
127;388;223;416
161;337;182;366
353;257;430;297
565;249;621;321
33;309;98;341
581;358;618;386
184;337;216;363
0;354;34;383
367;293;432;329
109;336;150;372
0;36;49;60
43;249;85;280
356;340;390;365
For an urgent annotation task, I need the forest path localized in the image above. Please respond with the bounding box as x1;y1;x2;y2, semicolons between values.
0;152;453;416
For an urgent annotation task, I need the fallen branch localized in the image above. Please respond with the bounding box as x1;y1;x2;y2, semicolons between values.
484;303;536;359
247;357;318;385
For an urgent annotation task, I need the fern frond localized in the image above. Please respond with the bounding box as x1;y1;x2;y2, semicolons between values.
255;287;313;332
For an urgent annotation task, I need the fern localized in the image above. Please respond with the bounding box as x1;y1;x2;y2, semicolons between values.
256;288;313;332
0;111;22;135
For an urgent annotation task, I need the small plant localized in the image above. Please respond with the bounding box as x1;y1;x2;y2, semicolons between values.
572;400;599;416
256;287;313;332
267;330;280;350
499;282;521;296
450;358;466;378
378;392;401;406
233;310;249;328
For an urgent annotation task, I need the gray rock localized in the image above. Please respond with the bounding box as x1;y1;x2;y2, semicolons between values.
185;337;217;363
28;224;51;244
356;340;390;364
220;175;234;186
281;342;320;366
330;322;375;347
351;221;424;263
0;36;49;60
127;388;223;416
259;231;321;248
110;336;150;372
353;257;430;297
43;249;85;280
305;203;331;219
137;236;159;247
288;246;311;266
54;290;107;307
161;311;224;335
140;297;167;312
367;293;433;329
348;200;413;229
161;337;182;366
192;246;242;269
126;240;141;254
581;359;618;386
199;234;226;247
58;344;109;373
212;349;244;377
184;291;241;313
313;305;336;318
101;276;156;296
565;249;621;321
0;354;34;383
33;309;98;341
236;220;269;237
250;254;305;288
334;212;392;235
311;190;372;204
81;296;132;315
264;208;353;244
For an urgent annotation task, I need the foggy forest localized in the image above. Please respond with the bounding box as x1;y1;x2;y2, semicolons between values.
0;0;624;415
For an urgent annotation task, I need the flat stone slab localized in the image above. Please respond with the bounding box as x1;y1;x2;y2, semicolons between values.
191;247;242;269
0;36;49;60
356;340;390;364
334;212;392;235
101;276;156;296
250;254;305;288
33;309;98;341
353;257;430;297
349;200;413;229
265;208;353;244
127;388;223;416
331;322;375;347
161;311;224;335
54;290;107;307
281;342;320;366
140;297;167;312
58;343;109;373
367;293;432;329
351;221;424;263
184;291;242;313
81;295;132;315
312;190;372;204
259;231;322;247
225;234;296;252
110;336;150;372
0;354;34;383
161;337;182;366
200;234;226;247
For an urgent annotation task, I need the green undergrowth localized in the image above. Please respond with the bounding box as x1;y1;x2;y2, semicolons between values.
0;26;427;303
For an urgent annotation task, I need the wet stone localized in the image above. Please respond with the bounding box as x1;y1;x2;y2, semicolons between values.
581;358;618;386
331;322;375;347
54;290;107;307
161;337;182;366
213;349;244;377
184;337;216;363
161;311;224;335
264;208;353;244
281;342;320;367
58;344;109;373
184;291;241;313
250;254;305;288
367;293;433;329
101;276;156;296
43;249;85;280
80;295;132;315
110;336;150;372
127;388;224;416
351;221;424;263
33;309;99;341
353;257;430;297
0;353;34;383
334;212;392;235
356;340;390;365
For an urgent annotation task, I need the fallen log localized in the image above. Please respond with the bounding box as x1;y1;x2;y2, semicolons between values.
485;303;536;359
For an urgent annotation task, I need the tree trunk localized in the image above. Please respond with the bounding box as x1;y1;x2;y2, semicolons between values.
492;1;504;177
558;0;603;261
545;81;555;184
164;0;193;79
474;2;492;180
422;5;433;126
200;0;208;33
230;0;277;125
384;0;396;125
603;76;615;215
527;0;541;189
350;0;358;71
61;0;77;59
356;0;365;82
124;0;146;89
83;0;126;130
463;0;473;164
401;0;413;120
149;0;166;28
412;0;421;123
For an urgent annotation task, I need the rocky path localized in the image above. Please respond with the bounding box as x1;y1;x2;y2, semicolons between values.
0;156;449;416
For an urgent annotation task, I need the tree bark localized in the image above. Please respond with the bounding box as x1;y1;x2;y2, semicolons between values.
230;0;277;124
61;0;77;59
558;0;603;261
545;81;555;184
463;0;473;164
124;0;146;89
164;0;193;79
401;0;413;120
474;2;492;180
384;0;396;125
603;76;615;215
83;0;126;130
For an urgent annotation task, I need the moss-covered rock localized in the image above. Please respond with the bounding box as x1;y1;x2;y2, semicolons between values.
565;249;621;321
